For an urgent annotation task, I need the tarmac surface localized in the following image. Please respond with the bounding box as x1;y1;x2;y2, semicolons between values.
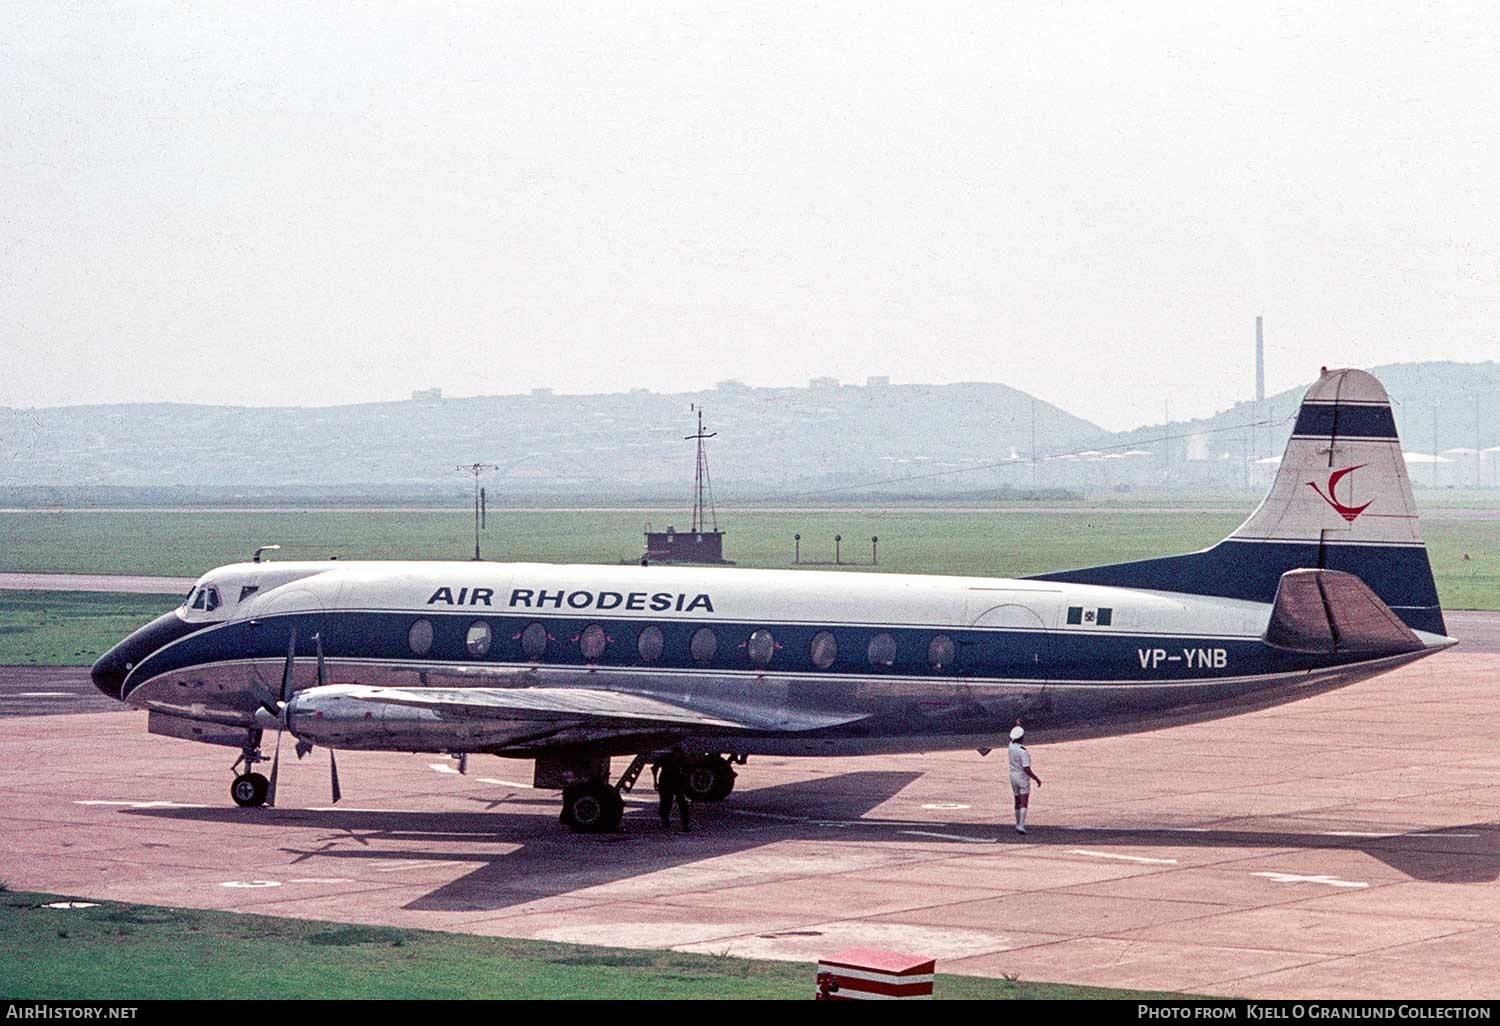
0;572;195;594
2;633;1498;998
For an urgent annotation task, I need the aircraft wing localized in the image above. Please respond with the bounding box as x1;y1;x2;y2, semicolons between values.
340;685;864;734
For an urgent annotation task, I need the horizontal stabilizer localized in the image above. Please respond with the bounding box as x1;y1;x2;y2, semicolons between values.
1263;569;1425;656
342;685;865;734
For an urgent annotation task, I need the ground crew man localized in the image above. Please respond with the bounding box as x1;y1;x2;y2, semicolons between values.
1008;725;1041;833
652;748;693;832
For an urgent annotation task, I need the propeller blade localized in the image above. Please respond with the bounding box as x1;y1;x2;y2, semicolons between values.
250;681;279;717
266;725;285;807
295;739;314;760
314;631;328;687
329;749;342;804
458;752;468;775
281;626;298;703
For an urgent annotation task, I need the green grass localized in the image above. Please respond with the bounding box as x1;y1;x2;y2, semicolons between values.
0;591;180;666
0;892;1182;1000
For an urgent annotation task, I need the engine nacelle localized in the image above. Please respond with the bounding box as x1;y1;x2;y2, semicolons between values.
283;684;523;752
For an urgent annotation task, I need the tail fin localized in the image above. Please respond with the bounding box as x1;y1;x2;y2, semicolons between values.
1031;368;1446;635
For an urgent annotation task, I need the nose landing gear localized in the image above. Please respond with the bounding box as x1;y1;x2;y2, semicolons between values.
231;772;270;807
229;730;271;808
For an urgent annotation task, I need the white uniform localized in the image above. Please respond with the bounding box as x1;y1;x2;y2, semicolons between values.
1008;741;1032;794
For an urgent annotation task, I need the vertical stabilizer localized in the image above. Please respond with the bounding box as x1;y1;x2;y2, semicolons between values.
1032;368;1445;634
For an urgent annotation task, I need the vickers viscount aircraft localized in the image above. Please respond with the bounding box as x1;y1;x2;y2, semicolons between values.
92;368;1454;832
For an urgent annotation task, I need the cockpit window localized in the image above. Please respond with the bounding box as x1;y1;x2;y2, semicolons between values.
183;588;197;608
239;585;259;603
203;587;220;612
187;586;221;613
190;589;206;610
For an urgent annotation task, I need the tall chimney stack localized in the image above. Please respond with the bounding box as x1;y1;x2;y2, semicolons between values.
1255;315;1265;403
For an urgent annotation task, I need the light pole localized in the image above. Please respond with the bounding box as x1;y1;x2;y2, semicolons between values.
457;463;498;560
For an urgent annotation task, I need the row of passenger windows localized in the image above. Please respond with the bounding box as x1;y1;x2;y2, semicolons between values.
406;618;958;671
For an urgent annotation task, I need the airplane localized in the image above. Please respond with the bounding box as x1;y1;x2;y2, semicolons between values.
91;368;1454;833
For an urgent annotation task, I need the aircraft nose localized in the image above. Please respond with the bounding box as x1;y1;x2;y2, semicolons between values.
90;609;204;701
90;645;129;699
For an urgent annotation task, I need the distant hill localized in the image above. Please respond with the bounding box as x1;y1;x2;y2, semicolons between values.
5;363;1495;500
1079;361;1500;492
0;380;1102;497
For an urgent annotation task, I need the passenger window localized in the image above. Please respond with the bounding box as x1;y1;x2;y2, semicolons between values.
809;631;838;670
690;627;718;666
520;622;548;660
746;629;775;668
928;634;955;670
408;618;434;656
466;620;492;657
1066;606;1084;625
1096;607;1113;627
579;624;607;661
867;632;897;668
637;625;664;663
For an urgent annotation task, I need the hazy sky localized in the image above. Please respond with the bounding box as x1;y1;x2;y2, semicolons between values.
3;2;1497;430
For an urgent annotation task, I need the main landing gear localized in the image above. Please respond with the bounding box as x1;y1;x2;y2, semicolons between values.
681;753;738;803
560;779;624;834
230;730;271;808
557;752;743;834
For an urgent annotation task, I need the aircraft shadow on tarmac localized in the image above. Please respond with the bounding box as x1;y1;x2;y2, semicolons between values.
124;770;1499;913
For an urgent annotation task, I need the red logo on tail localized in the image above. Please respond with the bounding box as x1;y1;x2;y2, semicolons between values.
1308;465;1373;522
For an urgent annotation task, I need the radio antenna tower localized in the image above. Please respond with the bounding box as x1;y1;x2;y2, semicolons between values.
457;462;498;560
687;405;719;534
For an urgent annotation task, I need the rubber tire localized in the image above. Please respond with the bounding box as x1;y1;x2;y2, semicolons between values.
562;782;623;834
231;772;270;808
682;755;736;803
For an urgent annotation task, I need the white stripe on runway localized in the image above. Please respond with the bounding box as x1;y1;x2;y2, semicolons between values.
1068;849;1178;864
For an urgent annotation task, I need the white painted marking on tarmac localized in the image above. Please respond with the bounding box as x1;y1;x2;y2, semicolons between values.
13;692;76;698
478;778;532;789
1069;849;1178;865
42;902;99;909
221;880;282;888
1407;832;1480;838
374;860;461;873
287;878;354;885
1322;830;1480;839
307;806;394;812
428;763;461;775
902;830;998;844
1252;872;1368;889
74;800;209;809
921;802;971;810
1321;831;1389;837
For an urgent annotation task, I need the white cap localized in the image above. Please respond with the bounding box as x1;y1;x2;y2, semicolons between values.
1009;726;1025;741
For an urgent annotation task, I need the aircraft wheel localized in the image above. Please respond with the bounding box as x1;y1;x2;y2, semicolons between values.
231;772;270;808
562;782;623;834
683;754;736;803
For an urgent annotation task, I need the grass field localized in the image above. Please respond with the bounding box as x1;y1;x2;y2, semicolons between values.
3;507;1497;666
0;591;180;665
0;891;1184;1000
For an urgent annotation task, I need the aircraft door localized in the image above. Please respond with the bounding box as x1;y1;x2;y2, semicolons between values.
964;590;1057;688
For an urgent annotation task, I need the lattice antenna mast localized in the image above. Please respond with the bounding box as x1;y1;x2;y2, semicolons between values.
457;462;499;560
686;405;719;534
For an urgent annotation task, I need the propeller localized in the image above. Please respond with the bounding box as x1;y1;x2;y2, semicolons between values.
258;627;342;807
